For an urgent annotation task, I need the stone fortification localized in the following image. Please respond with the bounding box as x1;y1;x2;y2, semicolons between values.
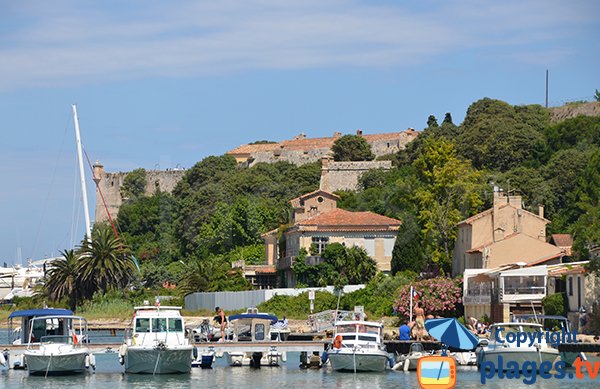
227;129;418;167
320;157;392;192
93;162;186;223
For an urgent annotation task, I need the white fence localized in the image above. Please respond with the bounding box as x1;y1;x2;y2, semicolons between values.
184;285;365;312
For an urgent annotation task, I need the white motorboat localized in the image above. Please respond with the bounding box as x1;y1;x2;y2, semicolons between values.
6;308;76;369
225;308;286;367
327;320;390;372
119;305;193;374
392;342;428;371
22;314;94;375
477;323;559;371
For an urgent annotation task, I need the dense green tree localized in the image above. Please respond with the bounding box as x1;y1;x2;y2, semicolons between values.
78;225;136;297
571;149;600;258
331;135;375;161
120;168;147;200
178;258;251;295
458;98;549;171
443;112;453;125
413;137;484;270
427;115;439;128
545;116;600;153
44;249;81;311
391;216;425;274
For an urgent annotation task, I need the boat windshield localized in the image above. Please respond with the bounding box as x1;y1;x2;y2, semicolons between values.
336;324;380;334
135;317;183;333
493;324;541;341
40;335;73;344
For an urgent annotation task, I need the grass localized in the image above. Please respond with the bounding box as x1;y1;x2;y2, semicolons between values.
77;299;134;321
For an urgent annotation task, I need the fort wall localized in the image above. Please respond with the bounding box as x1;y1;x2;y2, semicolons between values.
93;162;186;223
320;158;392;192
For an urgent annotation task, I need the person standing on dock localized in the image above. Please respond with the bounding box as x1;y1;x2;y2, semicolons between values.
414;302;425;341
215;307;228;342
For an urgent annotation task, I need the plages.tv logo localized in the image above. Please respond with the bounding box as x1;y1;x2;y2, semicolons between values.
416;355;457;389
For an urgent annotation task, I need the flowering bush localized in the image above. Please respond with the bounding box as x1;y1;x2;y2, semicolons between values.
394;277;463;319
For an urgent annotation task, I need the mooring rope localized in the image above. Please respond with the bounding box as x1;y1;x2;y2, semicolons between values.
45;353;53;378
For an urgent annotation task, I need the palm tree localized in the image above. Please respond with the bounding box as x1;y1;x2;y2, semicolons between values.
44;249;81;311
78;225;136;297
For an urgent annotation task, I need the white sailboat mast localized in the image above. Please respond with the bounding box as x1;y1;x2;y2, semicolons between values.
72;104;92;242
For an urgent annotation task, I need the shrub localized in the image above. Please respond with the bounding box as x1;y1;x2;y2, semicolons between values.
542;293;568;316
394;277;462;319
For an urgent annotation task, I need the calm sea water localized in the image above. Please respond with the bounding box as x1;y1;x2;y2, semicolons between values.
1;330;598;388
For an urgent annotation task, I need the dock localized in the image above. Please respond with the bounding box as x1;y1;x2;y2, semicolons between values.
3;340;328;354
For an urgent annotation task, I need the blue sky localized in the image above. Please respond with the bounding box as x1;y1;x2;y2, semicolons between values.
1;0;598;264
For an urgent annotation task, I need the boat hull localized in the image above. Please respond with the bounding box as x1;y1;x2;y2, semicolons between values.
328;349;389;372
125;346;193;374
479;348;559;371
24;350;88;375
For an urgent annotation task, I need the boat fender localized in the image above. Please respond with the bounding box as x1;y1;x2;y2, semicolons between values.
320;351;329;364
118;344;127;365
0;350;6;366
281;351;287;362
192;347;198;359
388;356;395;369
333;335;342;349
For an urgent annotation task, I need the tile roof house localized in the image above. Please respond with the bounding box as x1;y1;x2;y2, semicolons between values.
549;233;574;256
453;189;563;276
262;189;402;287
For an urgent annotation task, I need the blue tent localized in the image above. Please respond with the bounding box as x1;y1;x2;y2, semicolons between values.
425;318;479;351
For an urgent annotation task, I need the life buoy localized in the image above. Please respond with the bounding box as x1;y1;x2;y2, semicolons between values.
333;335;342;349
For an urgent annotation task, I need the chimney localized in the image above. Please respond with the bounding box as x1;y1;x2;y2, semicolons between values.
356;129;363;136
538;205;544;219
333;131;341;138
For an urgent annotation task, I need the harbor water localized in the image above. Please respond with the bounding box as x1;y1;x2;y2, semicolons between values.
1;330;598;388
2;351;599;388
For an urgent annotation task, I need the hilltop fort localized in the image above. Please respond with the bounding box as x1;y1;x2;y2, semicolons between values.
93;128;418;222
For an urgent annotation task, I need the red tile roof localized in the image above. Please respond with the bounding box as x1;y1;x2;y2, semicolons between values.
227;130;417;155
550;234;574;247
296;208;401;229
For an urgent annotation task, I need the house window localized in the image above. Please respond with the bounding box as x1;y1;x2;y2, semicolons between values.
568;277;573;296
312;237;329;254
317;196;324;203
364;237;375;257
384;237;395;257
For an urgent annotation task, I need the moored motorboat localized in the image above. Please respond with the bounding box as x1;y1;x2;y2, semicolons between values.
6;308;75;369
327;320;390;372
22;314;94;375
392;342;428;371
120;304;193;374
477;323;559;371
225;309;286;367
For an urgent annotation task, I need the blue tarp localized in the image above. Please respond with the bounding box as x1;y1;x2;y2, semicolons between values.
8;308;73;319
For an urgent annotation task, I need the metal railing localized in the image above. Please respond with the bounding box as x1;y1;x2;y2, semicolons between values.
307;310;353;332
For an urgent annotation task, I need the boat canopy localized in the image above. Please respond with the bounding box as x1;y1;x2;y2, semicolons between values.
228;313;278;323
8;308;73;319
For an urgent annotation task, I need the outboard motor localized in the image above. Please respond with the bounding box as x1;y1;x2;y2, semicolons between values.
250;352;263;368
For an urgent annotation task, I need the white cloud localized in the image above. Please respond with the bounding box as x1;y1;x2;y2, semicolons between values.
0;0;597;91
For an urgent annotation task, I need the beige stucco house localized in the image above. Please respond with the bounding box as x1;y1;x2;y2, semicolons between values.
457;189;567;323
263;189;402;287
453;190;563;276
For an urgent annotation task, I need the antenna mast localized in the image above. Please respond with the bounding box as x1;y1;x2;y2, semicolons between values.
72;104;92;242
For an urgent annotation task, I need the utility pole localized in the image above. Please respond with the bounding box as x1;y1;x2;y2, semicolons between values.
545;69;549;108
